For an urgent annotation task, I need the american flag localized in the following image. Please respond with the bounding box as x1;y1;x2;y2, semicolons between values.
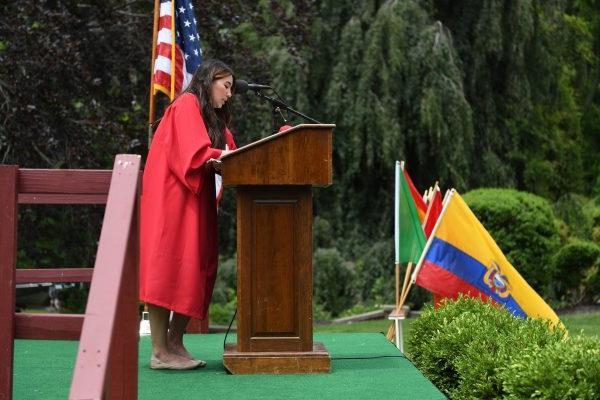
153;0;203;99
151;1;224;201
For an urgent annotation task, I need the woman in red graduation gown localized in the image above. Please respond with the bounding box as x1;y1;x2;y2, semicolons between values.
140;59;237;370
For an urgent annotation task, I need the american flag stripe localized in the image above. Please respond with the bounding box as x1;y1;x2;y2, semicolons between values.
174;49;184;91
154;56;171;74
152;0;202;100
157;28;172;44
156;44;172;59
159;1;171;16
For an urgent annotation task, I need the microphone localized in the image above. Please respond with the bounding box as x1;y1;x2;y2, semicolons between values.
235;79;271;94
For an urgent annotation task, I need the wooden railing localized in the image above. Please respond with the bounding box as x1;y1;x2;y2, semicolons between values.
0;154;141;400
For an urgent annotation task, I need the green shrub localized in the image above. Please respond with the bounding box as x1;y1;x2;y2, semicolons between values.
586;197;600;244
212;256;237;304
337;303;381;318
463;189;561;293
312;300;332;322
551;240;600;305
554;193;593;239
209;288;237;325
583;265;600;304
313;248;357;316
57;284;89;314
404;286;432;311
407;297;564;399
500;335;600;400
313;216;334;248
354;240;394;304
452;316;563;400
593;226;600;244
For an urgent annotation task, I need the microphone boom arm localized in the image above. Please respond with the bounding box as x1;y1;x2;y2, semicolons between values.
254;91;321;127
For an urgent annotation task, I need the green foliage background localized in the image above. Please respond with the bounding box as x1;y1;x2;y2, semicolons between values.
2;0;599;312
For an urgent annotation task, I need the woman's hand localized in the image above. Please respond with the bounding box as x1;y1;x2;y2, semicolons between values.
207;148;231;172
219;149;233;158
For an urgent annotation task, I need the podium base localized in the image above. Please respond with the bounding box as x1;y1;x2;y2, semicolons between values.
223;342;331;374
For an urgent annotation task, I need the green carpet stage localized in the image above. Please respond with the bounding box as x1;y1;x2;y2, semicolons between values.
13;333;444;399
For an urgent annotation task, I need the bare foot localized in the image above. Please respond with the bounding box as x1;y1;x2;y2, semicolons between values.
150;351;203;370
167;335;194;360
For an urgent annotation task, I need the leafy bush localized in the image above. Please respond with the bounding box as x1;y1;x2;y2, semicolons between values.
208;292;237;325
313;216;334;249
210;256;237;325
17;205;104;270
404;285;432;311
354;240;394;304
337;303;381;318
56;284;89;314
554;193;594;239
500;335;600;400
583;265;600;305
463;189;561;293
551;240;600;305
593;227;600;243
208;288;237;326
313;248;357;316
312;300;332;322
211;256;237;304
586;196;600;244
408;297;565;399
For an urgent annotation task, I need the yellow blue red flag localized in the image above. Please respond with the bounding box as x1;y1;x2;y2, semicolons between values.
411;190;560;327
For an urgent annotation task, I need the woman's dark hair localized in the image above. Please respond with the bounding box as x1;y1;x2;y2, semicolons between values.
183;59;235;149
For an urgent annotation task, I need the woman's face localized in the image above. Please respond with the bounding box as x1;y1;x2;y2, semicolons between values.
210;74;233;108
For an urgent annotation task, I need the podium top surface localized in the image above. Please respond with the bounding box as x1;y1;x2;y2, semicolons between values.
220;124;334;187
221;124;335;160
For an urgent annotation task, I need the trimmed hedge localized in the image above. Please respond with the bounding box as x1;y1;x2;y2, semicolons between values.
554;193;594;239
500;335;600;399
551;240;600;305
406;297;600;399
463;189;561;294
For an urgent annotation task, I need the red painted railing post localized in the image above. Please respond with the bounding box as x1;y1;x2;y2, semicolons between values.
0;166;18;400
69;155;141;400
106;180;140;399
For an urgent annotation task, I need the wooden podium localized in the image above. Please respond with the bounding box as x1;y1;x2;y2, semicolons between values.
220;124;334;374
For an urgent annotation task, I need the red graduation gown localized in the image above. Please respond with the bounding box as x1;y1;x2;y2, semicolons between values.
140;93;236;319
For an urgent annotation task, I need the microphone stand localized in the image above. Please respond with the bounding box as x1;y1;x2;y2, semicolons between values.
254;91;321;133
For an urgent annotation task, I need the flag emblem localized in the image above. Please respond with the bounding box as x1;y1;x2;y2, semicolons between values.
484;261;511;298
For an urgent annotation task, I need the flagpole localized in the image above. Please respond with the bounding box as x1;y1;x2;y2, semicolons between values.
399;261;413;307
387;161;402;342
430;183;437;202
169;0;176;100
443;189;451;204
148;0;160;149
410;189;455;284
399;262;413;308
423;182;441;227
394;161;401;305
421;181;438;229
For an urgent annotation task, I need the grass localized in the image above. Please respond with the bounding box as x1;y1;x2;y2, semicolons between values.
314;311;600;353
560;312;600;337
315;317;416;352
315;318;412;334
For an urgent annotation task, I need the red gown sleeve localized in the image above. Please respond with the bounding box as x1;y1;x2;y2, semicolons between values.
157;93;223;194
225;127;237;150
